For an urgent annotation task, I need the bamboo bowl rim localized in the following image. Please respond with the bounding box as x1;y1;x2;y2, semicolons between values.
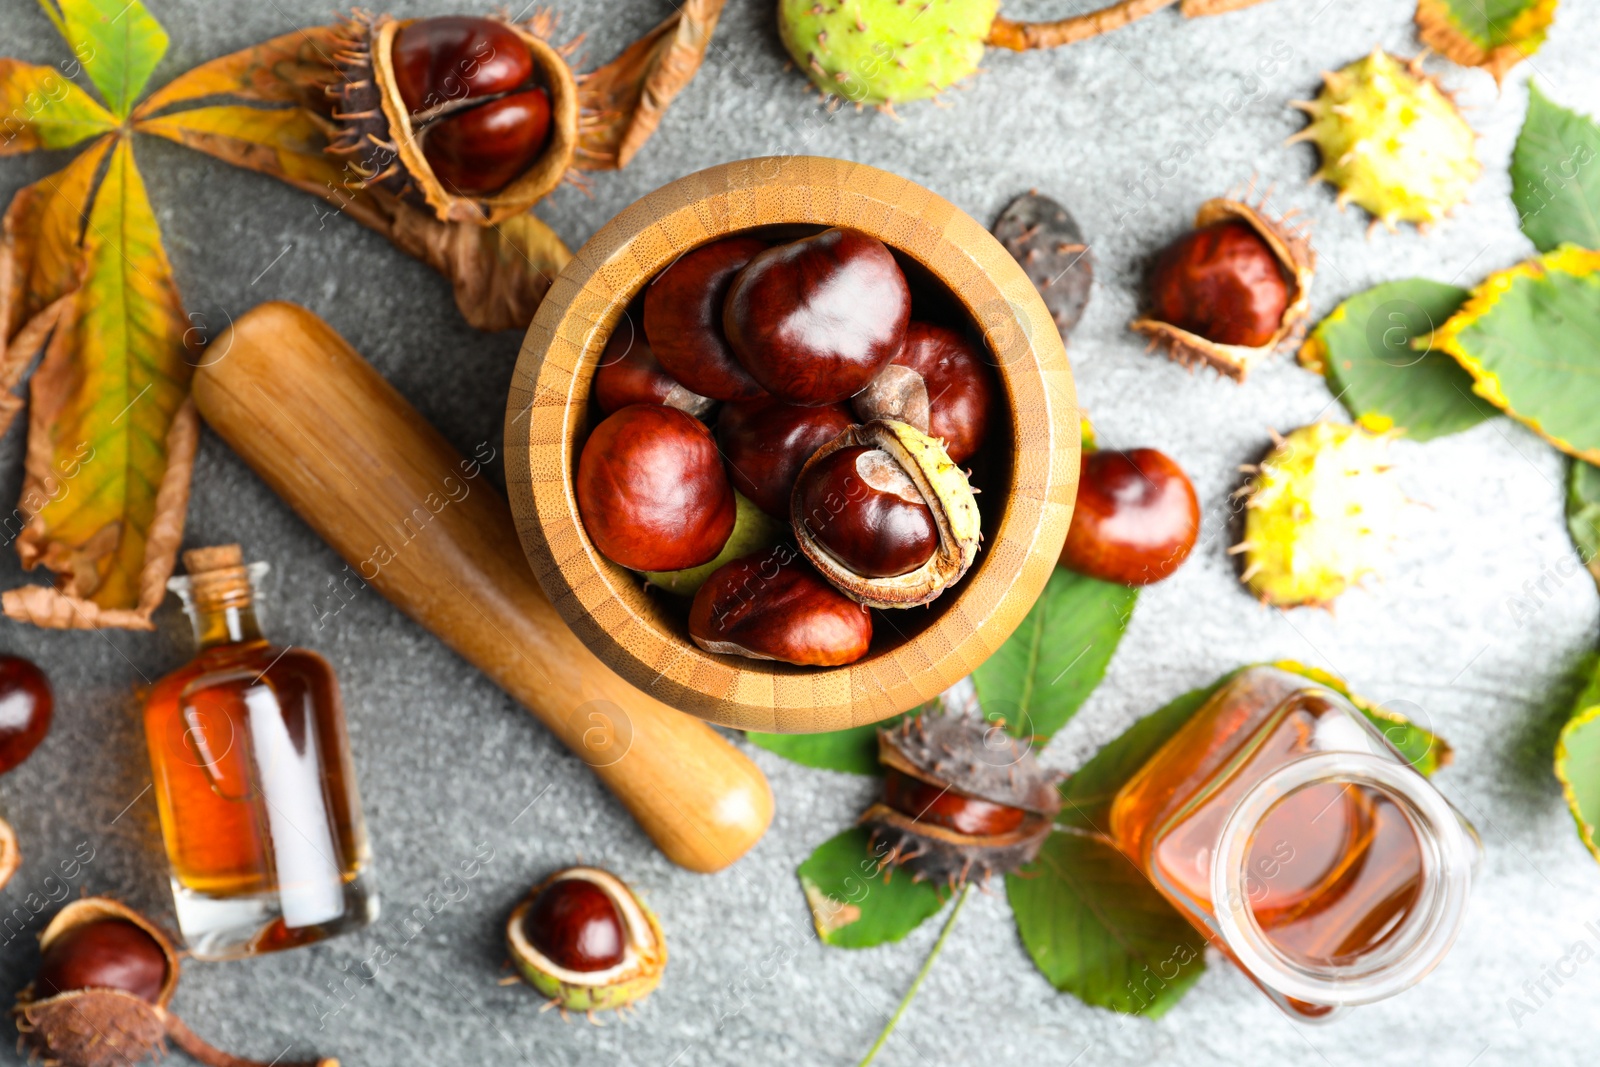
505;156;1079;733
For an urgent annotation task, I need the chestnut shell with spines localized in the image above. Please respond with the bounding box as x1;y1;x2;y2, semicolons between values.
1148;220;1289;348
576;405;736;572
688;547;872;667
723;228;911;406
1060;448;1199;586
34;919;169;1003
644;238;770;401
716;398;853;521
0;653;52;774
522;877;627;973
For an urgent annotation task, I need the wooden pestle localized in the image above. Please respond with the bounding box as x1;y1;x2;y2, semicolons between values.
192;302;771;873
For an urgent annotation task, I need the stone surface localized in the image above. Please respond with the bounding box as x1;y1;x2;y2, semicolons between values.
1;1;1597;1065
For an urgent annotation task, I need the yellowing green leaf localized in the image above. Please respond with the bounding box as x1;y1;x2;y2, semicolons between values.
2;136;111;333
1299;278;1485;442
1416;0;1556;83
1568;461;1600;585
798;828;948;948
1511;84;1600;254
0;58;115;155
16;137;192;613
1432;246;1600;463
133;23;345;114
1556;655;1600;864
54;0;168;118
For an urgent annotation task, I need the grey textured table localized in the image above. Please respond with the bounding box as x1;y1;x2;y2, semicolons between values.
2;1;1598;1064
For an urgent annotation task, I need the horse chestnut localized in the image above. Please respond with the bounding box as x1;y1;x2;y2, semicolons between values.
35;918;168;1003
723;228;910;406
593;324;713;418
794;445;939;579
644;237;770;401
391;16;534;115
1060;448;1199;585
522;877;626;972
1148;220;1290;348
422;88;551;197
576;405;736;572
688;546;872;666
882;767;1025;836
852;322;996;464
0;653;52;774
716;397;853;521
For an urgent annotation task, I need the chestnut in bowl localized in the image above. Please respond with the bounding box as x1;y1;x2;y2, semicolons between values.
716;397;853;521
852;322;996;464
508;156;1078;731
644;237;769;402
592;325;713;418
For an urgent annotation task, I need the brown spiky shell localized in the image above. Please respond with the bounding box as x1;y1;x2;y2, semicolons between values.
325;12;579;225
1130;197;1315;381
862;710;1063;889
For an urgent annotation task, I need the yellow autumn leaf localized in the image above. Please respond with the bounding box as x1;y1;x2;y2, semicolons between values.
0;58;115;156
14;137;193;614
133;23;346;115
2;136;110;339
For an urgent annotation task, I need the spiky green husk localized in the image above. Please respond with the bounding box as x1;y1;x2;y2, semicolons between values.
777;0;998;107
1239;422;1403;608
1291;50;1478;229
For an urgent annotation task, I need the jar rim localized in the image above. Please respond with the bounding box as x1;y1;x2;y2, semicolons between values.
1209;750;1473;1007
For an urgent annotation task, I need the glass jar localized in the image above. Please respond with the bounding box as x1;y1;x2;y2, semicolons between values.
1109;665;1478;1020
143;545;377;960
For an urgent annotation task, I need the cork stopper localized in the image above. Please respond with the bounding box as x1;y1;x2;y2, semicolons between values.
182;544;254;613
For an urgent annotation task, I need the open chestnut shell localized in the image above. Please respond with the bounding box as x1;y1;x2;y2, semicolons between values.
576;405;736;572
791;420;980;609
723;228;910;406
793;445;940;579
687;545;872;667
851;322;996;464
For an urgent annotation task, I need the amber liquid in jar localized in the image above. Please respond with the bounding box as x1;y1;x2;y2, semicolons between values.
1109;667;1474;1019
144;546;376;960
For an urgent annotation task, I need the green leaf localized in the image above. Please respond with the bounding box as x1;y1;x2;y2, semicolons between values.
1511;84;1600;253
747;714;912;776
1556;654;1600;864
1433;247;1600;464
55;0;168;118
797;828;948;948
1056;676;1230;832
971;568;1138;742
1007;828;1206;1018
1567;460;1600;584
1300;279;1486;441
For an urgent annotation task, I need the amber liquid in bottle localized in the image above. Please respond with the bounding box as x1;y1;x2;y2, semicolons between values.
1109;667;1452;1019
144;547;375;961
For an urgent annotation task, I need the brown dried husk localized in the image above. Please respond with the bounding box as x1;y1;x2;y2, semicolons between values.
862;711;1063;889
1130;197;1315;381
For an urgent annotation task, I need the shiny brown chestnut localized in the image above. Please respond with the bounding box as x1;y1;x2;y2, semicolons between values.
793;445;939;579
1148;221;1290;348
35;918;169;1003
1060;448;1199;586
390;16;535;115
522;876;626;973
688;545;872;666
644;238;769;402
723;228;910;406
0;654;51;774
881;768;1026;836
716;398;853;520
422;87;551;197
576;404;736;572
593;326;713;418
852;322;996;464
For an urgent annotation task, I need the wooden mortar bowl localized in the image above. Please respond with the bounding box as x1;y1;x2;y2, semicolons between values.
506;156;1079;733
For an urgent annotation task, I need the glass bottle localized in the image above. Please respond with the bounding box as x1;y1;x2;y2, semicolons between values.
143;544;377;960
1109;665;1478;1021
